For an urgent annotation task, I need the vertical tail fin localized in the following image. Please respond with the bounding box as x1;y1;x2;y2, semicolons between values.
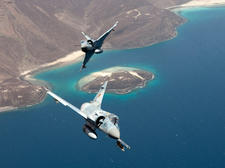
82;32;92;40
93;81;108;108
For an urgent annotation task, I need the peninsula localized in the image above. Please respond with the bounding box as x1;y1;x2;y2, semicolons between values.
77;67;154;94
1;0;225;111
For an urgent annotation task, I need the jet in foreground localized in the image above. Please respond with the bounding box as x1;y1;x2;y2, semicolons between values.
46;81;130;151
80;21;118;71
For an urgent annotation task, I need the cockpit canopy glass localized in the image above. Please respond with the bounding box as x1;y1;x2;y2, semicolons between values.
109;114;119;127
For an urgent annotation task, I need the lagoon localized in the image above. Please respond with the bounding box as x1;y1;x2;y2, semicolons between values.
0;7;225;168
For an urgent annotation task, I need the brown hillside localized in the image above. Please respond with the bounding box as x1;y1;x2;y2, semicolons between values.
0;0;189;109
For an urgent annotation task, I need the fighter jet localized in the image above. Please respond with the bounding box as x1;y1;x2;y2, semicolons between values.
46;81;130;151
80;21;118;71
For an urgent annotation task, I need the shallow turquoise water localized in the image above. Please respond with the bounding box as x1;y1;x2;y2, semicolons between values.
0;7;225;168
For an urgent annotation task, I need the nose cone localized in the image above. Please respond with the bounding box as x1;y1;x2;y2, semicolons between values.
81;42;86;48
108;127;120;139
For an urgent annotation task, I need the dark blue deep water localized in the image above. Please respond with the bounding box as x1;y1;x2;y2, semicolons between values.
0;7;225;168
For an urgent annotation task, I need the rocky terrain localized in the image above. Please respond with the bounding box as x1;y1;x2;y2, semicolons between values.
77;67;154;94
0;78;45;111
0;0;191;110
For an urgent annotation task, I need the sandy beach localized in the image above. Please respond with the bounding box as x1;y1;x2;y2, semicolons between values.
168;0;225;10
21;50;84;77
0;106;17;113
0;50;84;113
0;49;84;113
5;0;223;113
77;66;140;88
19;0;225;86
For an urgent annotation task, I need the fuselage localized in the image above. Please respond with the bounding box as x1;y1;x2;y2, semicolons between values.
80;102;120;139
81;40;94;52
46;80;130;151
80;40;103;54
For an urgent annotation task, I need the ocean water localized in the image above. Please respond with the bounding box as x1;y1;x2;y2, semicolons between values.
0;7;225;168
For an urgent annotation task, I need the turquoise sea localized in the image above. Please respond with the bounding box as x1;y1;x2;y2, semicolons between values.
0;7;225;168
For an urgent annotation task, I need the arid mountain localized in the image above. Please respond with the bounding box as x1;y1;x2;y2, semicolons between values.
0;0;190;110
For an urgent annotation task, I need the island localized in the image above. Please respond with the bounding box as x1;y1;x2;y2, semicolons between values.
77;67;154;94
1;0;225;111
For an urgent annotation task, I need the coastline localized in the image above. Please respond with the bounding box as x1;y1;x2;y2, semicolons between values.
21;50;84;77
16;1;225;85
0;50;84;113
77;66;155;94
20;50;84;90
2;1;225;112
168;0;225;10
77;66;141;88
0;106;17;113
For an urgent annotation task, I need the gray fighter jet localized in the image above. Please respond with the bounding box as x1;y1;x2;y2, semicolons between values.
80;21;118;71
46;81;130;151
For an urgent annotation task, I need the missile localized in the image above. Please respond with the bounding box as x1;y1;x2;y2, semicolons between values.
117;140;125;151
117;139;130;151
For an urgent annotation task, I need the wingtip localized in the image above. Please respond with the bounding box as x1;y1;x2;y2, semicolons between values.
117;139;130;150
115;21;119;26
